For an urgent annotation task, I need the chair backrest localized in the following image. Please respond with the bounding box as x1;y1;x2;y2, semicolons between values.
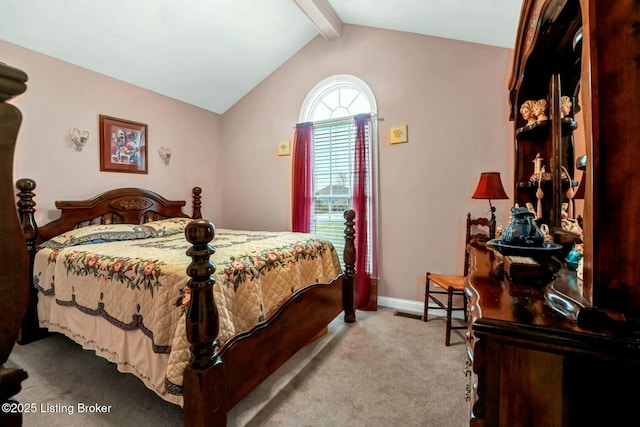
463;213;494;276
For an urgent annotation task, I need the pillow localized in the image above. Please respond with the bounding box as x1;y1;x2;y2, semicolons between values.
39;223;153;249
142;217;191;237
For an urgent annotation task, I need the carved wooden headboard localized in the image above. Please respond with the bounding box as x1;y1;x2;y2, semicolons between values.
16;179;202;245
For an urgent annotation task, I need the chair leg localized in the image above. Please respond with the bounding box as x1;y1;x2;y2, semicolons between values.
445;286;453;346
423;272;430;322
463;292;468;323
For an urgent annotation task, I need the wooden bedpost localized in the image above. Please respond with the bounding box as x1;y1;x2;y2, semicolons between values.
15;179;37;256
182;219;226;427
0;61;30;427
15;178;46;344
343;209;356;323
191;186;202;219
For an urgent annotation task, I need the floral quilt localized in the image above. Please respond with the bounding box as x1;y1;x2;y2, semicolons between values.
33;218;342;403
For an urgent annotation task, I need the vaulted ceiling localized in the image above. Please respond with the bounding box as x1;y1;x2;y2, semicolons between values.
1;0;523;114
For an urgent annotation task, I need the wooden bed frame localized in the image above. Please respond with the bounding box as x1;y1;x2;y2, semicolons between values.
15;180;203;344
1;60;30;427
14;180;356;427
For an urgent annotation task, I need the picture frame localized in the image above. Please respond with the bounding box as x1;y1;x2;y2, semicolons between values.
99;115;148;174
277;140;291;156
390;124;408;144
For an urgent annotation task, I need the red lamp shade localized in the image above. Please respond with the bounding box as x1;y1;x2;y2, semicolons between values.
472;172;509;200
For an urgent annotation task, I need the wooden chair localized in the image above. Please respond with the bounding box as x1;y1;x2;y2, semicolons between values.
423;213;494;345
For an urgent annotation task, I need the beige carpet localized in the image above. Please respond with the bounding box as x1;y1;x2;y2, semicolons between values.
7;307;469;426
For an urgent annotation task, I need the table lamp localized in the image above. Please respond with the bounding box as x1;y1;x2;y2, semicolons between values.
472;172;509;228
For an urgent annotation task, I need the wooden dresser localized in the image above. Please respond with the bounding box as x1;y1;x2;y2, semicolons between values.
465;270;640;426
464;1;640;426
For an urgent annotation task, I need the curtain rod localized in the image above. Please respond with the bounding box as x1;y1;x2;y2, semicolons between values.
294;114;383;129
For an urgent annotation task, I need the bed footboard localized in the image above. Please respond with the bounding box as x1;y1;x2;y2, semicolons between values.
183;210;356;427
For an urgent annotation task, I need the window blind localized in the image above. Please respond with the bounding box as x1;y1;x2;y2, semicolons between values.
312;120;371;264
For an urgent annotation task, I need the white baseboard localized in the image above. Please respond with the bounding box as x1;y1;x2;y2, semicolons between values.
377;296;464;320
377;296;423;315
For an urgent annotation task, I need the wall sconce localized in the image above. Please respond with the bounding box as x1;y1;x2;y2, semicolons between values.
69;128;89;151
158;146;172;165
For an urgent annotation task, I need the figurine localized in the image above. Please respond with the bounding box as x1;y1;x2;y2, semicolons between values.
565;243;583;271
533;153;544;175
501;207;545;247
534;99;548;121
539;224;553;242
520;100;537;125
560;96;572;118
525;202;536;216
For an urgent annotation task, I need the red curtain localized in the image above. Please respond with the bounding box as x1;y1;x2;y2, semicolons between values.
353;114;378;310
291;122;313;233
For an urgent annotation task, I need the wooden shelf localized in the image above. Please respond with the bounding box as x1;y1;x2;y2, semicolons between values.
516;120;549;136
516;117;577;137
516;179;579;189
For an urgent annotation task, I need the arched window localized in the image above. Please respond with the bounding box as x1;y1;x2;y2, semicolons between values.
294;75;378;309
300;74;377;122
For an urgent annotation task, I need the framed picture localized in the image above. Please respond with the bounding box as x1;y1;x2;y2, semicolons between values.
390;124;408;144
99;115;148;174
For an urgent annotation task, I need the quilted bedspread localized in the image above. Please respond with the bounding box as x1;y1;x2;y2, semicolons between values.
33;218;342;404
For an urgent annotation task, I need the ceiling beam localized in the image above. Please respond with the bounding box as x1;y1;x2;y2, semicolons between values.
293;0;342;40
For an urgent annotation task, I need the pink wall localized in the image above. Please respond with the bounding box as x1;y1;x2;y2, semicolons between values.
3;40;224;225
5;23;516;305
222;25;514;303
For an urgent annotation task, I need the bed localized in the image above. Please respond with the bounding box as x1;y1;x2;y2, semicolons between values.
14;179;356;427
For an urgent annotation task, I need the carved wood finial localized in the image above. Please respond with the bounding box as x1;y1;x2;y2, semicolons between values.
343;209;356;323
16;178;38;253
192;186;202;219
184;219;218;369
343;210;355;277
0;62;28;102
